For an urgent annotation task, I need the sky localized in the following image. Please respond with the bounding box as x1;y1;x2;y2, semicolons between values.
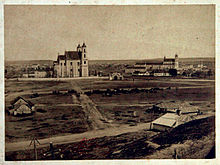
4;5;215;61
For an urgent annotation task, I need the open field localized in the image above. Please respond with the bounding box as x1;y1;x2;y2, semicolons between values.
74;78;214;90
5;116;215;160
6;105;87;143
5;77;215;159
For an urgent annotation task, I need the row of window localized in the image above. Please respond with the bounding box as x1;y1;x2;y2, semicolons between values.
70;69;81;72
61;61;87;66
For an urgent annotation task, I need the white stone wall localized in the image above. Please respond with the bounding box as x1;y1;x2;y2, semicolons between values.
81;60;88;77
59;60;65;77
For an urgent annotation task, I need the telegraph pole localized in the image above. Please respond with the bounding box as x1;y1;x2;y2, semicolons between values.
30;137;40;160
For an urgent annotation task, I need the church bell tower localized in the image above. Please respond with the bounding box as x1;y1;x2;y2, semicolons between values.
81;42;88;77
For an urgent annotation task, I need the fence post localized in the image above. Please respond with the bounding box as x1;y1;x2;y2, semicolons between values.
50;142;55;160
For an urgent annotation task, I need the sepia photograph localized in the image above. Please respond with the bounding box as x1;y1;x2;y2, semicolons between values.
4;4;216;161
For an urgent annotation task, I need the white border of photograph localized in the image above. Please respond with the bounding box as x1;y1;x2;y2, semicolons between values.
0;0;219;165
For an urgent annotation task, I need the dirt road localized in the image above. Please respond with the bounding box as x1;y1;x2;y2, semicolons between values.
5;123;151;152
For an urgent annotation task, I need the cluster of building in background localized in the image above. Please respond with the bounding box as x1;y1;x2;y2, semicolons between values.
22;64;53;78
19;43;89;78
125;54;179;77
5;43;214;79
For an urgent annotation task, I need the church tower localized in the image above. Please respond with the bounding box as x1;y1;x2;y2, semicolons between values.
77;44;82;52
174;54;179;69
81;42;88;77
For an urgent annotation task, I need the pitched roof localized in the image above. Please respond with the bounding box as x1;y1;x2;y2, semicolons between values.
145;62;163;65
57;51;82;61
176;115;194;125
164;58;175;62
65;51;81;60
57;55;65;61
14;104;32;111
156;101;199;113
10;96;34;107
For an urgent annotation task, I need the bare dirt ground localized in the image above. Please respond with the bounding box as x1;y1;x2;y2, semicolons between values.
5;78;215;159
5;116;215;160
6;122;152;152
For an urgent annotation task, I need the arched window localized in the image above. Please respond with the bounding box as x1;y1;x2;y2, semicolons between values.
84;54;86;58
84;61;86;64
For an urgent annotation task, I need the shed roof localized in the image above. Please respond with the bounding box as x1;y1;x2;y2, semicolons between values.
152;113;195;128
152;114;177;127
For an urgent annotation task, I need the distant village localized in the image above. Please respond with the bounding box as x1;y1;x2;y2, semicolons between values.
5;43;214;79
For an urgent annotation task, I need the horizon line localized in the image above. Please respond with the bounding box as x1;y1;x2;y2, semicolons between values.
5;57;215;62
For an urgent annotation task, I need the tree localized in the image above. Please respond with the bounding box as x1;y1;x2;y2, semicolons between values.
182;72;187;77
208;69;213;77
169;69;177;77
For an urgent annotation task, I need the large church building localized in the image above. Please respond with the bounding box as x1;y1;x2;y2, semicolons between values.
125;54;179;74
53;43;89;78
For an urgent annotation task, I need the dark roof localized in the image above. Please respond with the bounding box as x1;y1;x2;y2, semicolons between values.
156;101;198;113
136;61;163;65
57;51;82;61
135;63;146;65
164;58;175;62
126;66;146;69
11;96;34;107
57;55;65;61
65;51;81;60
145;62;163;65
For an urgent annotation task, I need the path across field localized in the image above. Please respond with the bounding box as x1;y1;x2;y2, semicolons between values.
5;123;151;152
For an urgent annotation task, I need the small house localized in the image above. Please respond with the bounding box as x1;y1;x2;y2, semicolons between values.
9;97;35;116
151;113;194;131
153;101;199;114
151;113;178;131
109;73;124;80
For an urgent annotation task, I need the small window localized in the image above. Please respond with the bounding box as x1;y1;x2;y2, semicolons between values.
77;62;80;66
61;63;62;66
70;69;73;72
84;49;86;52
64;63;66;66
70;62;72;66
84;61;86;64
84;54;86;58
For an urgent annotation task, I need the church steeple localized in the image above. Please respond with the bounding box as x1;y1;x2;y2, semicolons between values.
77;44;81;52
82;42;86;48
82;42;87;59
